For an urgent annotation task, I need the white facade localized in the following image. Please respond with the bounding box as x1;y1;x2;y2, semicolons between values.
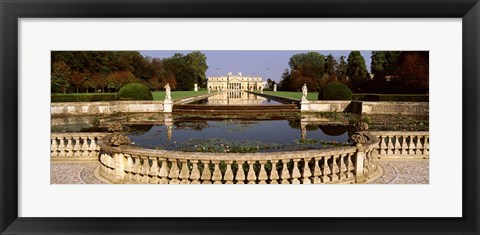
207;72;265;91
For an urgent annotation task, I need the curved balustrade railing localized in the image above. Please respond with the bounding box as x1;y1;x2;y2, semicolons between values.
51;133;107;160
368;131;429;159
97;134;379;184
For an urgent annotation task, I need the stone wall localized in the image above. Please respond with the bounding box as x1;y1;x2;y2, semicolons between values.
51;101;165;116
360;102;429;115
302;101;354;112
302;101;428;115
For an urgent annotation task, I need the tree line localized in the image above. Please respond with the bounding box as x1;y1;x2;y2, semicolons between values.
278;51;428;94
51;51;208;94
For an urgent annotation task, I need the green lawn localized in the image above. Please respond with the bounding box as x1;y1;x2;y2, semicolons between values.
262;91;319;100
152;90;209;101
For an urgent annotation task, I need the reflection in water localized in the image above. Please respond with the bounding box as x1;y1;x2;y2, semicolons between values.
127;120;351;149
189;91;282;105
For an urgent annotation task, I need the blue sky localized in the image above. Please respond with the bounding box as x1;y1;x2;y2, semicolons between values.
139;50;372;83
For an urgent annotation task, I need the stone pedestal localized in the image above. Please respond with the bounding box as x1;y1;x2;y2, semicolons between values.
300;99;309;112
194;83;198;91
163;100;173;113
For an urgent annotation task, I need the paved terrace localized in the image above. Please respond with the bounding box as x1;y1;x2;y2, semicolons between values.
50;159;429;184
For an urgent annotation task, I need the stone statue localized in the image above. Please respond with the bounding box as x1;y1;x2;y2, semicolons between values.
260;86;263;93
301;84;308;100
207;86;211;93
164;83;171;100
273;84;277;92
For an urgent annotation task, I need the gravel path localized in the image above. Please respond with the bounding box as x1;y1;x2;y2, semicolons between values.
51;159;429;184
51;162;103;184
371;159;429;184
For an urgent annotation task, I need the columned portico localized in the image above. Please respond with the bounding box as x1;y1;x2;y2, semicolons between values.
207;72;265;91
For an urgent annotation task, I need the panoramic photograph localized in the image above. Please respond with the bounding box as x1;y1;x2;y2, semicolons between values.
50;50;429;184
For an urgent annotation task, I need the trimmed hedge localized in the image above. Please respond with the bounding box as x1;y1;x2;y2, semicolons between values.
319;82;353;100
51;93;117;102
117;83;153;101
353;94;429;102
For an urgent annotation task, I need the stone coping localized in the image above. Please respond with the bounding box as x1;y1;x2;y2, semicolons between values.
51;132;107;138
369;131;429;136
51;100;165;106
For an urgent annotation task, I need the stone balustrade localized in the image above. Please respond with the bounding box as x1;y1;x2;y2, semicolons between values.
51;133;107;161
97;134;379;184
368;131;429;159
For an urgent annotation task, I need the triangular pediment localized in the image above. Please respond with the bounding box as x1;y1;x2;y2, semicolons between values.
229;78;242;83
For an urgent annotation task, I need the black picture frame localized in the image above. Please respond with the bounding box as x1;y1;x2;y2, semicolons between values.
1;0;479;234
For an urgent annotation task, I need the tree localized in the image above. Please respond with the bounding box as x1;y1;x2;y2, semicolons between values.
370;51;401;81
71;71;87;93
286;52;326;91
346;51;368;91
324;54;337;77
148;76;161;91
278;69;290;91
92;73;108;93
106;71;138;92
51;61;72;94
335;56;348;84
397;51;429;93
187;51;209;87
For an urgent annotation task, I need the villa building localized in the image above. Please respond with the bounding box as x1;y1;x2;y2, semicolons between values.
207;72;265;91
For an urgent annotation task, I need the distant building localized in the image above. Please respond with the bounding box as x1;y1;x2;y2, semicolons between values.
207;72;265;91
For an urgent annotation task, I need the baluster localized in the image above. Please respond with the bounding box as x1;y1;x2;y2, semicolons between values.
211;160;223;184
346;153;355;178
280;160;290;184
200;160;212;184
88;137;98;157
235;161;246;184
139;157;150;183
57;137;66;157
394;135;401;154
338;154;347;180
414;135;421;154
312;157;322;184
131;156;142;183
379;136;387;154
124;154;134;183
386;136;394;155
291;159;301;184
363;153;370;174
408;135;415;154
80;136;90;157
247;161;257;184
158;158;170;184
51;137;58;157
330;155;339;181
223;161;234;184
65;137;74;157
149;157;160;184
73;136;82;157
401;135;408;155
189;160;201;184
302;158;312;184
258;160;268;184
179;159;191;184
423;135;430;155
321;156;331;183
269;160;279;184
168;159;180;184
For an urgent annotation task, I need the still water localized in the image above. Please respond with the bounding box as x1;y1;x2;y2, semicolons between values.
127;120;351;152
188;91;282;105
